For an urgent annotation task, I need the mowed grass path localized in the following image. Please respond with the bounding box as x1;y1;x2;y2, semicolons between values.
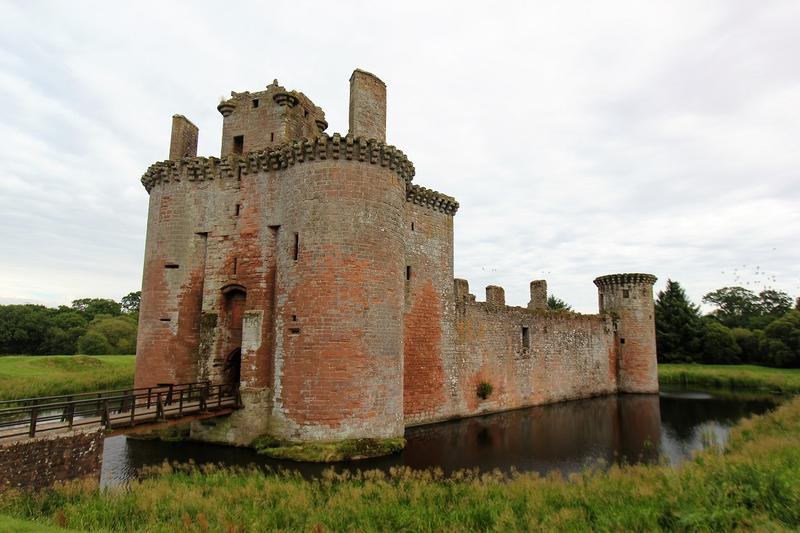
659;363;800;393
0;355;135;401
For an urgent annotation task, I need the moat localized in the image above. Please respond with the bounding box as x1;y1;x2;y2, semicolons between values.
100;388;780;486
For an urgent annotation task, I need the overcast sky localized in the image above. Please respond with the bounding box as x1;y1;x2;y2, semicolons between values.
0;1;798;313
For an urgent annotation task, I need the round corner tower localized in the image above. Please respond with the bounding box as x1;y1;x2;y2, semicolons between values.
594;273;658;394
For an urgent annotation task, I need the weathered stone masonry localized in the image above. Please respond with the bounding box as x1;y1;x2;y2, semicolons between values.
135;69;658;448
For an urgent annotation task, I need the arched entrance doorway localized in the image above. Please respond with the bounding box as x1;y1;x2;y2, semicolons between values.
220;285;246;388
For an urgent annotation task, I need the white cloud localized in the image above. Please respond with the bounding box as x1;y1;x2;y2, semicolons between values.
0;0;797;312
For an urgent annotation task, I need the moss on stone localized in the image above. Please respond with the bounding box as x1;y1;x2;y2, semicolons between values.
252;436;406;462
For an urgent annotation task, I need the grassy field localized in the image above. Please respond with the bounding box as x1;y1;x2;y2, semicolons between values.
659;363;800;393
0;355;135;401
1;393;798;531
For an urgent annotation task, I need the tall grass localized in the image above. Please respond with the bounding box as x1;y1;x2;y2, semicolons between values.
2;395;800;532
659;363;800;393
0;355;135;400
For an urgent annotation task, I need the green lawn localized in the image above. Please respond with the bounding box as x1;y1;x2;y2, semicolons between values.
659;363;800;393
0;355;135;401
0;514;75;532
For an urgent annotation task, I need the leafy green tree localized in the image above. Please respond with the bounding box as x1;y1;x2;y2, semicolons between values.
41;310;87;354
0;305;49;354
764;310;800;367
730;328;764;364
701;320;742;363
121;291;141;314
702;287;759;329
546;295;572;311
76;314;137;355
70;298;121;321
654;280;704;362
76;330;113;355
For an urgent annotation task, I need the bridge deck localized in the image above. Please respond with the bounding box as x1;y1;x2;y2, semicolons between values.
0;382;240;442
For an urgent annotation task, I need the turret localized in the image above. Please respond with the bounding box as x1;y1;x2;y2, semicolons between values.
169;115;198;160
217;80;327;157
594;273;658;394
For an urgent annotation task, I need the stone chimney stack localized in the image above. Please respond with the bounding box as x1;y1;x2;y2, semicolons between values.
169;114;198;160
528;280;548;310
349;69;386;142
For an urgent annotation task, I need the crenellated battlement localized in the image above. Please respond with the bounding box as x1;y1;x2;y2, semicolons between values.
405;184;459;215
593;273;657;288
141;133;416;192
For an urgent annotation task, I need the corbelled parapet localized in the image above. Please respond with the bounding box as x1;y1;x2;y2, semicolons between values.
406;184;459;215
593;273;658;288
141;133;416;192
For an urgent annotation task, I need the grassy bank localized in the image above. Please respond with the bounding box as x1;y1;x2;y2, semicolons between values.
659;363;800;393
0;355;135;401
2;394;799;531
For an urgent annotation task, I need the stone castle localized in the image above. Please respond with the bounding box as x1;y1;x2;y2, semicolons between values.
135;69;658;448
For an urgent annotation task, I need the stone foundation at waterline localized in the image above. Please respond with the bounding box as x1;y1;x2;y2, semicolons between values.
134;69;658;453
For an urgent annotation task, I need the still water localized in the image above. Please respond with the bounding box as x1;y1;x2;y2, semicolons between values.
101;388;780;486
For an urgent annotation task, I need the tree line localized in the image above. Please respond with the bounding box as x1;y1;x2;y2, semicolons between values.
656;281;800;367
0;292;140;355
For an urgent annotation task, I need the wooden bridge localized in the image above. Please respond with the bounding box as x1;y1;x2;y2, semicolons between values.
0;381;241;441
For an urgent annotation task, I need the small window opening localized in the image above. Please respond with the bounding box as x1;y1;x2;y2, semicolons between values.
620;338;626;344
623;289;630;298
165;263;179;269
270;132;274;142
293;233;299;261
411;222;415;231
233;258;238;275
289;327;301;335
291;315;297;322
406;266;412;281
236;166;242;180
235;203;241;216
159;317;171;322
522;326;530;349
304;109;309;118
252;99;259;108
233;135;244;154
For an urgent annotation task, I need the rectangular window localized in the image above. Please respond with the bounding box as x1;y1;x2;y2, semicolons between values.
233;135;244;154
411;222;415;231
293;233;299;261
522;326;530;349
406;266;412;281
233;258;238;274
289;327;300;335
235;204;241;216
620;338;626;344
270;132;274;142
623;289;630;298
165;263;179;269
252;99;259;108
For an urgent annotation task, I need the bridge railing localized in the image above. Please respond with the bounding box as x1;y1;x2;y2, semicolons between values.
0;381;241;440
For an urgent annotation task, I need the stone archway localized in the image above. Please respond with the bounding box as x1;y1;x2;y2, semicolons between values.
220;285;246;387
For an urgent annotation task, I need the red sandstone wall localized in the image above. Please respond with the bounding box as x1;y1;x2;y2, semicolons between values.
269;159;406;441
402;202;456;422
405;285;618;426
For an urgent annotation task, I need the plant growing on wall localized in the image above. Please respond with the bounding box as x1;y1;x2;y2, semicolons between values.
477;381;493;400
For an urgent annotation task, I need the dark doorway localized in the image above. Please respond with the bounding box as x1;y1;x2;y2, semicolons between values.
224;347;242;387
221;286;246;387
